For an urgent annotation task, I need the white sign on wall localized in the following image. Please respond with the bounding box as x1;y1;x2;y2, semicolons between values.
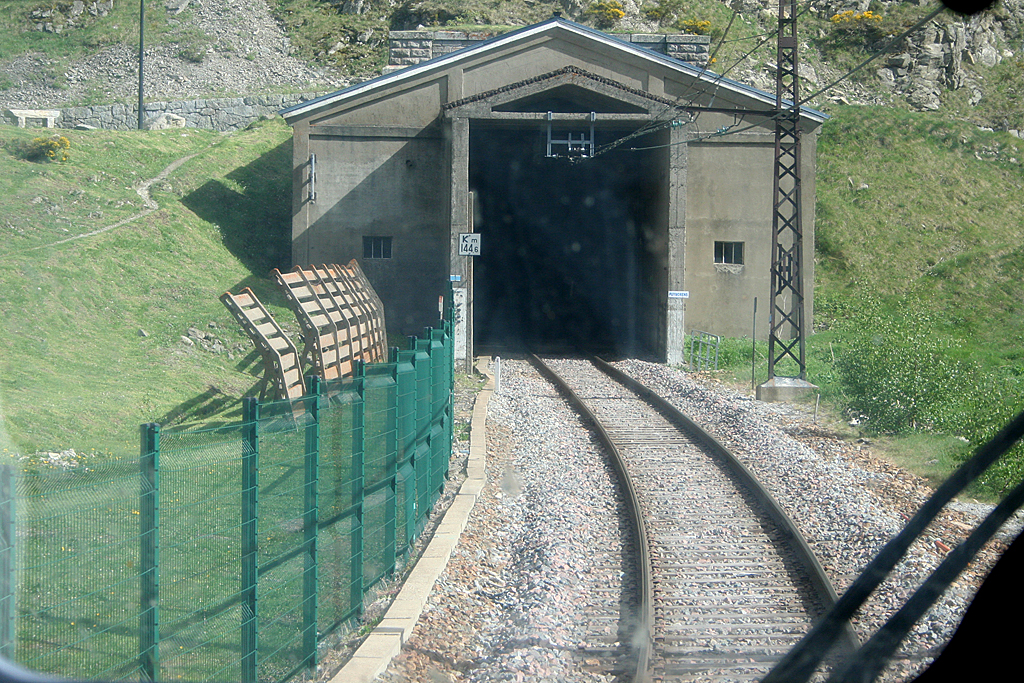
459;233;481;256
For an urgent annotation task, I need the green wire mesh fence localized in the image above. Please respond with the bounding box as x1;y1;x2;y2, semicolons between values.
1;322;454;683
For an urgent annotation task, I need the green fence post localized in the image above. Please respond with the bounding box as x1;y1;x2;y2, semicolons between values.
380;361;398;577
303;377;321;673
395;348;417;551
241;398;259;683
445;321;454;480
351;362;365;618
139;423;160;682
430;327;452;484
412;338;432;533
0;465;15;661
427;328;442;500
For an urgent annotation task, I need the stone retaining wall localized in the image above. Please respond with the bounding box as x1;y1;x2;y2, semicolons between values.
5;92;324;131
386;30;711;72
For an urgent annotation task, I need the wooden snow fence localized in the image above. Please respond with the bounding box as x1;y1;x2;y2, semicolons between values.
271;261;388;383
220;287;306;401
221;260;388;401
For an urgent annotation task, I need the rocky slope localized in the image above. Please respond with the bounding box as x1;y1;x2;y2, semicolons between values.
0;0;348;110
1;0;1022;129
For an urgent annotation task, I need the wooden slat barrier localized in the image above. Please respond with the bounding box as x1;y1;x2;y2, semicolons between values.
223;260;388;401
271;260;389;377
220;288;306;401
335;260;388;362
312;264;367;365
272;266;354;382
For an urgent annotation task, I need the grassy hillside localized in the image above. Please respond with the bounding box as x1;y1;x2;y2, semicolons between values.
0;119;294;457
810;106;1024;494
815;106;1024;346
2;107;1020;498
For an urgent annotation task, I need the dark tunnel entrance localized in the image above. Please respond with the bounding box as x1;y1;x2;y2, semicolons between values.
469;122;667;356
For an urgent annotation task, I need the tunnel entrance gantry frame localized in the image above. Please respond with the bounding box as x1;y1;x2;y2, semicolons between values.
441;67;689;364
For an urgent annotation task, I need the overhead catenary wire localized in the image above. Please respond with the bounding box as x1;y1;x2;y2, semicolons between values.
584;9;746;159
611;2;949;154
584;1;817;160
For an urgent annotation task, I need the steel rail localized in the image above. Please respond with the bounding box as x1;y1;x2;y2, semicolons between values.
589;355;861;660
527;353;654;683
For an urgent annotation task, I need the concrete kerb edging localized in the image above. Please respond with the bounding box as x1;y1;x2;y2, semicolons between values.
332;356;495;683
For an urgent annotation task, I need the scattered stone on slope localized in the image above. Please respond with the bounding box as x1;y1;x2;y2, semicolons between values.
0;0;347;111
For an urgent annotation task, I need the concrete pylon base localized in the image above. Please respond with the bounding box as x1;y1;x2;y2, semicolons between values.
756;377;818;403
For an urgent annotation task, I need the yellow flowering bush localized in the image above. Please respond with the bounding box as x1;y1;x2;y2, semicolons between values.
829;10;885;37
679;18;711;36
587;1;625;29
19;134;71;162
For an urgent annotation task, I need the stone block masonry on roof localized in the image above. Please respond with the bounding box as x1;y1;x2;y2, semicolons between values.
385;30;711;73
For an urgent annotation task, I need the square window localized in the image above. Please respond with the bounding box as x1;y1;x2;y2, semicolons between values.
363;236;392;259
714;241;743;265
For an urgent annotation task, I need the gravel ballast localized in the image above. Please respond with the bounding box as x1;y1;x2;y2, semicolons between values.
376;357;1016;682
611;359;1018;682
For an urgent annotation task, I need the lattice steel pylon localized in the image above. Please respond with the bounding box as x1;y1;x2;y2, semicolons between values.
767;0;807;381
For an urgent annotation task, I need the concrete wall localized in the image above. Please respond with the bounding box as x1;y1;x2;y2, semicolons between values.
297;130;450;333
286;20;822;355
683;113;816;341
291;78;453;335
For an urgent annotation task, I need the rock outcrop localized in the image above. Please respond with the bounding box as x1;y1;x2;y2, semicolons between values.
1;0;1021;127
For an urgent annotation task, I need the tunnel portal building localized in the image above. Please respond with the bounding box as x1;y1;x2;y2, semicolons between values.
282;16;826;364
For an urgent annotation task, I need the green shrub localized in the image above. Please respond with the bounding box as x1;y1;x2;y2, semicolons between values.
820;291;1024;494
940;372;1024;495
16;135;71;162
586;1;624;29
678;18;711;35
179;43;207;63
830;297;973;433
643;0;680;25
643;0;713;36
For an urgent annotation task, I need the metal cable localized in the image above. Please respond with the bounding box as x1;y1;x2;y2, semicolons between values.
609;2;948;153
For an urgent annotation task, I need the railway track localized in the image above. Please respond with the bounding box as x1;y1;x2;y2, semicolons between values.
528;354;858;682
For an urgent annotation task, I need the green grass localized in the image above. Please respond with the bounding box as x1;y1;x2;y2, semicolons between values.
10;372;424;681
0;1;159;61
0;118;295;456
692;106;1024;500
12;402;368;682
814;105;1024;355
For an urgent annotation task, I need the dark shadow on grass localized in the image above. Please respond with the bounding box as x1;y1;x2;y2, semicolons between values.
180;135;320;406
181;137;293;278
157;385;240;427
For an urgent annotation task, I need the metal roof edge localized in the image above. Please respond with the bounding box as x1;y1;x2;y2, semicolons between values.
279;20;559;121
280;17;827;124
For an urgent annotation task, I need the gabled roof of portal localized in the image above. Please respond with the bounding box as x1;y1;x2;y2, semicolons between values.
281;16;826;124
443;65;679;115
